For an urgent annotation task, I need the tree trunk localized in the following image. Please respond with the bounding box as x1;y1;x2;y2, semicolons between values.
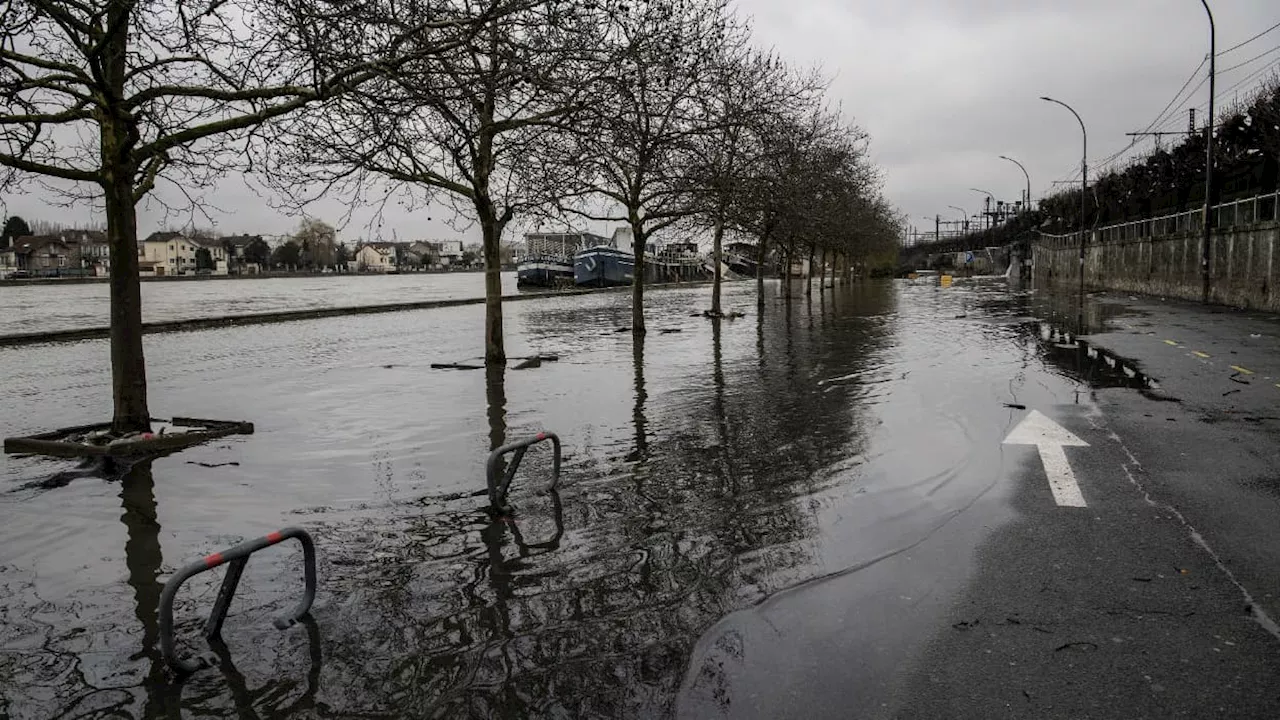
479;211;506;364
102;0;149;433
630;216;646;335
711;212;724;315
782;246;792;300
755;234;768;310
805;244;815;298
818;247;827;293
104;170;150;433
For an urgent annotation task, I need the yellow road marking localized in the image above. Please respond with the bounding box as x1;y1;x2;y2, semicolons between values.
1164;340;1179;346
1230;365;1254;375
1192;351;1211;358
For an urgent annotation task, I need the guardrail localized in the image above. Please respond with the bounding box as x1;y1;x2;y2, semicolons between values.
159;527;317;675
486;432;562;511
1037;190;1280;243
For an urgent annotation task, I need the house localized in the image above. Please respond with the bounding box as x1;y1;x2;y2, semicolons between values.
65;231;110;276
431;239;464;267
138;231;202;276
11;235;73;275
0;246;16;278
191;237;229;275
408;241;437;267
220;235;270;274
355;242;397;272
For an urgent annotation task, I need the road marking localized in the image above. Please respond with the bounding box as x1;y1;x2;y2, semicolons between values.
1230;365;1254;375
1164;340;1179;346
1192;351;1211;358
1004;410;1090;508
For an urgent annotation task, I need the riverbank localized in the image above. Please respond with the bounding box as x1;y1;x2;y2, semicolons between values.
0;280;711;347
0;266;501;287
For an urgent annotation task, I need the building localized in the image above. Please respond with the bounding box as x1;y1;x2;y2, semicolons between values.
0;245;16;278
431;239;464;266
65;231;110;275
408;241;437;267
220;235;270;274
138;231;205;276
10;235;73;275
355;242;397;272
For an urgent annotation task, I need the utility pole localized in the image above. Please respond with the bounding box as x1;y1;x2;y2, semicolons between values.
936;214;941;244
1199;1;1215;303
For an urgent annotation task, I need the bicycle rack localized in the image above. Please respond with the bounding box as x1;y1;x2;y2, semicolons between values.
159;526;317;675
486;432;561;511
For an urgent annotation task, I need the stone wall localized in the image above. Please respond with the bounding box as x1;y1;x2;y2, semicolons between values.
1032;221;1279;311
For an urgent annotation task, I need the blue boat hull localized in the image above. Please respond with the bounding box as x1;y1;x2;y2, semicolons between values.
575;247;634;287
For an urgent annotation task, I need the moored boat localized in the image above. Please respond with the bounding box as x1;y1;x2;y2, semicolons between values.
517;255;574;287
519;231;605;288
574;245;634;287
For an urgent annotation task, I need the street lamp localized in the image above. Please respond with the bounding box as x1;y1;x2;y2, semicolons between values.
1199;0;1215;303
999;155;1032;211
1041;95;1088;329
947;205;969;233
968;188;996;229
922;215;940;245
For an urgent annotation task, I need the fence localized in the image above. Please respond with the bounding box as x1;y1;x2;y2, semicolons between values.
1038;190;1280;244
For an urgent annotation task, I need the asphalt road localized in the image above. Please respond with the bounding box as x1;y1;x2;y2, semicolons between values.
678;285;1280;720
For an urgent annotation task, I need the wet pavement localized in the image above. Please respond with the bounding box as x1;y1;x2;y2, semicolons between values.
2;278;1280;718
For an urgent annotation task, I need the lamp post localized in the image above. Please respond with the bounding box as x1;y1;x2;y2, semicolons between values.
1041;95;1088;331
999;155;1032;211
923;215;940;245
968;188;995;229
1199;0;1215;303
947;205;969;233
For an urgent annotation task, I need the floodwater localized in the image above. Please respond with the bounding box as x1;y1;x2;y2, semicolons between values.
0;278;1126;718
0;271;519;335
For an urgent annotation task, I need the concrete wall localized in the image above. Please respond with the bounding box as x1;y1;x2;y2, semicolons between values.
1032;221;1279;311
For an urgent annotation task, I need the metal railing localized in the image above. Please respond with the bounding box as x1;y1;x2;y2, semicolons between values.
1037;190;1280;243
486;432;561;511
159;527;317;675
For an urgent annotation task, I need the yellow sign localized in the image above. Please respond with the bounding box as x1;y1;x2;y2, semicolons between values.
940;275;953;287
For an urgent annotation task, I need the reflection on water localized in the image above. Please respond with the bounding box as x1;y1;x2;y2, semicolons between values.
0;278;1078;718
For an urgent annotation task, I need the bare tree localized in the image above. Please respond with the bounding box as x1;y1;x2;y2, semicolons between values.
560;0;736;335
273;0;613;363
0;0;470;431
687;47;822;315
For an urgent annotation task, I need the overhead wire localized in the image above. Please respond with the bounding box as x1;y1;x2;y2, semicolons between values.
1218;19;1280;56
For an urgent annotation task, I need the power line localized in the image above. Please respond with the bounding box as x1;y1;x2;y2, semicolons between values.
1217;43;1280;75
1218;19;1280;56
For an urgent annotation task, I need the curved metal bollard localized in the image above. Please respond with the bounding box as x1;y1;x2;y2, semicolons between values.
486;432;561;511
159;526;317;675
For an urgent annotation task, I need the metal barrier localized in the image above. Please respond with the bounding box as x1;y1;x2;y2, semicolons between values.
486;432;561;511
159;526;317;675
1037;190;1280;244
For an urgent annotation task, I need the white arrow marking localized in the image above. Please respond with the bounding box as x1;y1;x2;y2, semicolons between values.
1003;410;1090;507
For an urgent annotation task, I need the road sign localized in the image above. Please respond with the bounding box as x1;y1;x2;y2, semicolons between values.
965;252;974;263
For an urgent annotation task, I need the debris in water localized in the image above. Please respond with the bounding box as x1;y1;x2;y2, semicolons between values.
1003;403;1027;410
187;461;241;468
1054;641;1098;653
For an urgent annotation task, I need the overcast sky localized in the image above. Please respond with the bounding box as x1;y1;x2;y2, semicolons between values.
3;0;1277;243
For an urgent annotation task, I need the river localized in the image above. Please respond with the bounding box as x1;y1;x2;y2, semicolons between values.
0;277;1113;718
0;271;520;335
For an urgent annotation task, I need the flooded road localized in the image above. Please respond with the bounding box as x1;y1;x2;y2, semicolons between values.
0;278;1181;718
0;271;518;335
